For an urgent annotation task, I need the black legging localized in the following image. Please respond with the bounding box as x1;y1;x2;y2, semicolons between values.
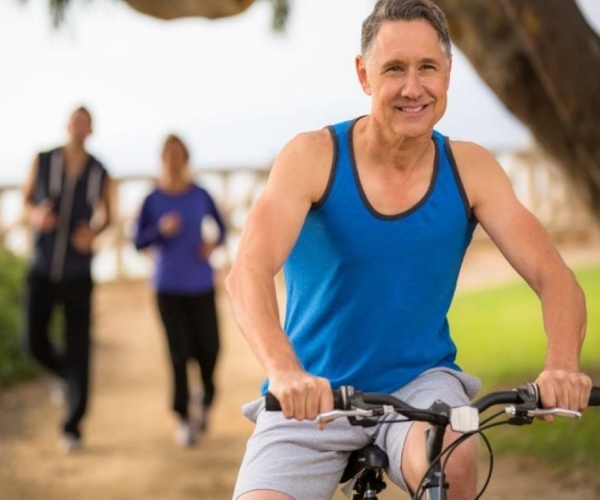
23;272;93;438
156;290;220;420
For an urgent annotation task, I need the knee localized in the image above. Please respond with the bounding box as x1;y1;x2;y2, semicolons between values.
443;435;479;499
402;424;479;499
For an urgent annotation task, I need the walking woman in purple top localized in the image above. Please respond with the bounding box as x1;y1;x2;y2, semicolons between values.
134;134;227;446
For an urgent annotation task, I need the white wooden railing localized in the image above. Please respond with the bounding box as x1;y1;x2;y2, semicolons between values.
0;149;596;282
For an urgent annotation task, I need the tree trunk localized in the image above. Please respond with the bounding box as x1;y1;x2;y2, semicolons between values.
122;0;254;20
436;0;600;223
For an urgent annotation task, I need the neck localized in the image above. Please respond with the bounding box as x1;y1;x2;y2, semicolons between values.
159;175;190;193
64;141;86;156
359;118;433;172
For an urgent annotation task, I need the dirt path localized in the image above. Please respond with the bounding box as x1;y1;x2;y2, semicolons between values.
1;238;599;500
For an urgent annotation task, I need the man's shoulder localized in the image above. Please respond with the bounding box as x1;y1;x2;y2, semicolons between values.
277;130;332;170
38;146;62;159
35;147;62;173
87;153;108;172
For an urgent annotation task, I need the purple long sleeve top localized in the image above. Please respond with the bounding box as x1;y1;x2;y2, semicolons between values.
134;184;227;294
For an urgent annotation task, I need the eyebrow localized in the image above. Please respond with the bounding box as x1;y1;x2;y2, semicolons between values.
382;56;441;68
419;57;441;66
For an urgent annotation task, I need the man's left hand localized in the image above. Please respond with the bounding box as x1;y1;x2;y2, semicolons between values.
535;369;593;422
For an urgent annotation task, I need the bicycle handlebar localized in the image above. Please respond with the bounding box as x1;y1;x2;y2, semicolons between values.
265;384;600;429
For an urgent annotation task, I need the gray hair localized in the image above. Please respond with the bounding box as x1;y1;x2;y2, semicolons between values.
361;0;451;57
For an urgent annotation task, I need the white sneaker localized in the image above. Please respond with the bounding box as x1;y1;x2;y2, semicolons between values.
175;421;195;447
59;433;82;454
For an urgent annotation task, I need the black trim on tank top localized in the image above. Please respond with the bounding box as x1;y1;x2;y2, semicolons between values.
349;120;440;221
443;136;476;223
310;125;339;210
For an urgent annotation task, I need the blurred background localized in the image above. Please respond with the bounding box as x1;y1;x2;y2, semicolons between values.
0;0;599;279
1;1;599;499
1;0;565;181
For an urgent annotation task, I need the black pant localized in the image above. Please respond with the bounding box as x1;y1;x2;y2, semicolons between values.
156;290;220;420
22;273;93;438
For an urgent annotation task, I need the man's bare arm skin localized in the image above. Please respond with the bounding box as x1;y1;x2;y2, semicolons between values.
225;130;334;420
453;141;592;413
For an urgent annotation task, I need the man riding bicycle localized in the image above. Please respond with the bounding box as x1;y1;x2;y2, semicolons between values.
226;1;592;498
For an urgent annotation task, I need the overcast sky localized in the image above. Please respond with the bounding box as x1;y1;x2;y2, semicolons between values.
1;0;599;184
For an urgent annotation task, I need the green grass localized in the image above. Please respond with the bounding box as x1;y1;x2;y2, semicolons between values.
449;264;600;471
0;249;39;386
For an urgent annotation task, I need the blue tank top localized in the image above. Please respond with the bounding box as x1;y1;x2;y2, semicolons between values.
281;118;477;393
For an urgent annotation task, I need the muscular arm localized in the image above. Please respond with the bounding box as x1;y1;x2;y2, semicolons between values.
225;130;334;420
453;142;591;412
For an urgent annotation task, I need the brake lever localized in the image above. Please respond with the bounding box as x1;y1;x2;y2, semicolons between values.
316;405;395;426
506;406;582;419
316;408;374;426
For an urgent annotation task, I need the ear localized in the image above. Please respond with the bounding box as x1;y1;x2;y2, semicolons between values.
355;55;372;96
446;54;452;90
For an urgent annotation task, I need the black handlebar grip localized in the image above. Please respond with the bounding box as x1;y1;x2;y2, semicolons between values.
264;389;346;411
589;387;600;406
265;392;281;411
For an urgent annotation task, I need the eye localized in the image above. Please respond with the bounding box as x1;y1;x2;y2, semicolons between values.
385;64;403;73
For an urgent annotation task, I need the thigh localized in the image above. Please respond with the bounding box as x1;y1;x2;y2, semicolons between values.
234;397;374;500
62;278;93;328
24;273;57;337
185;291;219;352
156;293;190;358
62;278;93;355
375;368;480;492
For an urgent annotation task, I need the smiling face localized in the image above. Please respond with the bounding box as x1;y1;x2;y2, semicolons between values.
356;19;452;139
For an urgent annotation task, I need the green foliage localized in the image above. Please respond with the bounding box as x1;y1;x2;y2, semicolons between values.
19;0;292;31
271;0;290;32
0;250;39;386
449;264;600;471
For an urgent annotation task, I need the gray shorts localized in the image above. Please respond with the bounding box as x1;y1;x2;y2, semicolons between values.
233;368;480;499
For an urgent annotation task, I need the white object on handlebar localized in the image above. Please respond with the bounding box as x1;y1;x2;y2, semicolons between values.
450;406;480;433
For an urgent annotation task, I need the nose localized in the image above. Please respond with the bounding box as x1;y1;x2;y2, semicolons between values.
401;68;422;100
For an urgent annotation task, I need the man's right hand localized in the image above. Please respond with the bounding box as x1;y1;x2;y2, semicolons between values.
267;370;333;422
32;200;57;232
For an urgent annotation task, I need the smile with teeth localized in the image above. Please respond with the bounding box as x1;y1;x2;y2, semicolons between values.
397;104;427;113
